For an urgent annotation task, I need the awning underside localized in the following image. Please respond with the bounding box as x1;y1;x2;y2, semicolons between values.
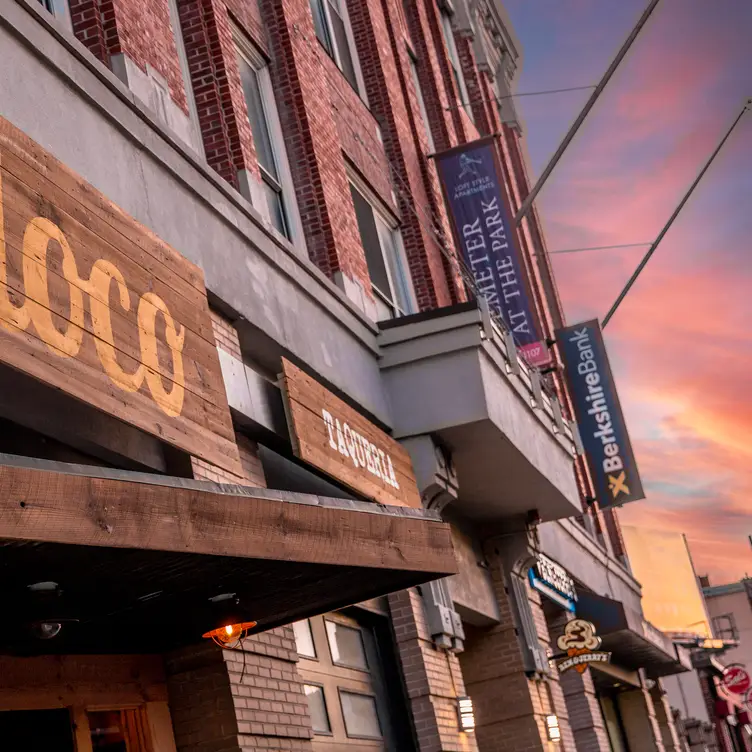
0;455;457;655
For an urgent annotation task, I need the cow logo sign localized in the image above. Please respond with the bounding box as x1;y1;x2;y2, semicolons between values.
556;619;612;674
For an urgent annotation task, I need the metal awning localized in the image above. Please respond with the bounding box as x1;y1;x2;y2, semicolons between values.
576;591;691;679
0;454;457;655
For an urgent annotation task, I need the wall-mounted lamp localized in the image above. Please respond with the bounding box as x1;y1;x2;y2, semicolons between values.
546;714;561;742
457;696;475;733
202;593;256;647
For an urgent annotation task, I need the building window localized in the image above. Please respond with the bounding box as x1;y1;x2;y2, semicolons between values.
235;36;303;245
325;619;368;670
339;690;382;739
36;0;72;28
439;9;471;117
304;684;332;734
309;0;366;98
293;619;317;658
349;180;415;319
167;0;204;157
88;708;154;751
407;49;435;152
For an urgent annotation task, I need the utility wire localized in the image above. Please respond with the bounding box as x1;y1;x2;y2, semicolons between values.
539;242;652;256
444;84;596;113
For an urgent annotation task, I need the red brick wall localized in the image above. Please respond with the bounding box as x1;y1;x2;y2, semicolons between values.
389;588;478;751
178;0;259;188
258;0;372;292
70;0;188;112
166;629;313;752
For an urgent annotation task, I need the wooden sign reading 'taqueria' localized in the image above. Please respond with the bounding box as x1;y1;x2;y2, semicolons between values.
280;359;421;508
0;116;239;474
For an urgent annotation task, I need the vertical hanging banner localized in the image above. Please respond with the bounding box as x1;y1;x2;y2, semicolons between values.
434;137;550;366
557;319;644;509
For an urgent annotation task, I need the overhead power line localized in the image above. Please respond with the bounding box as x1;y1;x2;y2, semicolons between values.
445;84;596;113
539;242;652;256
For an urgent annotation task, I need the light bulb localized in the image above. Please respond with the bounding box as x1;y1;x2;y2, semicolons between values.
225;624;235;636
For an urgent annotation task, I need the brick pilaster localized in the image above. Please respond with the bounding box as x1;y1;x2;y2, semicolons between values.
177;0;259;189
458;540;576;751
166;627;313;752
348;0;463;310
651;682;686;752
559;668;611;752
258;0;371;295
389;588;478;752
617;678;667;752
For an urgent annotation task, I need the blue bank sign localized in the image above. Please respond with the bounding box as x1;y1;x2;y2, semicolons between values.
557;319;644;509
529;554;577;612
434;137;549;366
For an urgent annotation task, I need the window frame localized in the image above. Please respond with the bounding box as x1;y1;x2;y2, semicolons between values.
324;617;370;671
337;687;383;741
406;47;436;153
37;0;72;30
293;618;318;659
311;0;368;102
167;0;205;158
233;29;306;249
439;8;472;119
303;682;334;736
348;171;416;320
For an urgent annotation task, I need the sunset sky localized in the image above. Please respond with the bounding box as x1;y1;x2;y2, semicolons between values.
504;0;752;583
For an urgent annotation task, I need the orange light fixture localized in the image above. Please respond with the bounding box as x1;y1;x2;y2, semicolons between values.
202;621;257;646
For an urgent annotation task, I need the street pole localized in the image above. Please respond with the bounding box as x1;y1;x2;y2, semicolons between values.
602;99;751;328
514;0;662;226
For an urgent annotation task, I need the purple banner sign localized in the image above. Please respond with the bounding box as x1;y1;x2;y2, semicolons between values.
434;137;548;366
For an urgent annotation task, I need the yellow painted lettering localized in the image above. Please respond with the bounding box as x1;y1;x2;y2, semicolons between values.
138;292;186;417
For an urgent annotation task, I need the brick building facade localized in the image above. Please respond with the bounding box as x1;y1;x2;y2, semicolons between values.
0;0;691;750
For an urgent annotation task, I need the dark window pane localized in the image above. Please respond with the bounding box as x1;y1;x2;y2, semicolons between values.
350;186;390;296
325;619;368;669
327;0;359;91
309;0;333;54
88;711;127;751
304;685;331;734
237;54;278;180
262;176;288;238
340;691;381;738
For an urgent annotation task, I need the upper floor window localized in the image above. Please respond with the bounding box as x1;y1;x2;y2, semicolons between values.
439;8;472;119
407;49;435;153
309;0;367;98
349;179;415;319
36;0;72;29
235;36;303;245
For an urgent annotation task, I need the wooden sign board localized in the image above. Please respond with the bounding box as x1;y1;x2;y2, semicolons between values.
0;116;240;475
280;359;421;508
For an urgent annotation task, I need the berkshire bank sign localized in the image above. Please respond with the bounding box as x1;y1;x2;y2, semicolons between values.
558;319;644;509
434;137;548;367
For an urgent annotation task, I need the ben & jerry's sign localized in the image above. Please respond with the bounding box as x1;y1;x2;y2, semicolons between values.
555;619;611;674
557;319;644;509
280;359;421;508
0;117;239;474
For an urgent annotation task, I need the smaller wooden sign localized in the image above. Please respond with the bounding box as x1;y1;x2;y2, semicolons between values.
280;359;421;508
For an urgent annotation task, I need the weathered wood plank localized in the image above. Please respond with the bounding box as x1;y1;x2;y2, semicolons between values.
0;118;205;294
280;359;422;508
0;464;457;575
0;116;239;474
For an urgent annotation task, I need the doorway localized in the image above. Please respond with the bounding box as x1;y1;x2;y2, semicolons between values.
0;708;75;751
